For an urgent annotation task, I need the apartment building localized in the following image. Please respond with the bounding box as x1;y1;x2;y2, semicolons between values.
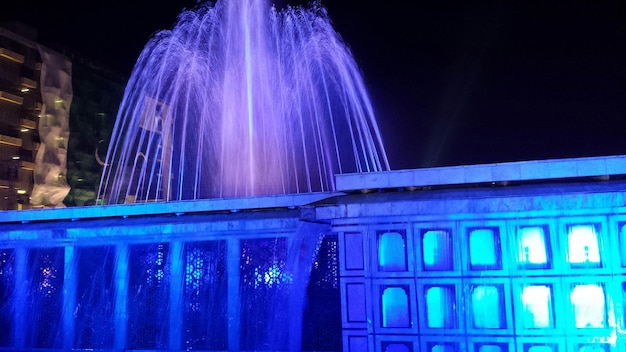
0;24;40;209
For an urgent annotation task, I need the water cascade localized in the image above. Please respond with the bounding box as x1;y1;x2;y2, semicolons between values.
98;0;389;203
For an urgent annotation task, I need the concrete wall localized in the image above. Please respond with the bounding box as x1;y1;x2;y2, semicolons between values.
319;179;626;352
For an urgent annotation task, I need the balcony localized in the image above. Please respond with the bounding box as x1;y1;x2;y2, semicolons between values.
20;160;35;171
0;47;24;64
20;77;37;89
0;134;22;147
20;118;37;130
0;180;22;189
0;91;23;105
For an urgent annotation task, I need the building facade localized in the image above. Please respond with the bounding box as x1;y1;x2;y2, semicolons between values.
0;24;72;210
0;25;42;210
0;155;625;352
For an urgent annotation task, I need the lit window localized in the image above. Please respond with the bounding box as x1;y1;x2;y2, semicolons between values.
527;346;554;352
425;285;456;328
422;230;453;271
619;224;626;267
471;285;505;329
567;225;601;267
378;232;407;271
381;286;411;328
431;345;455;352
521;285;553;328
478;345;504;352
570;284;606;328
469;228;501;270
575;344;609;352
518;227;550;268
383;343;411;352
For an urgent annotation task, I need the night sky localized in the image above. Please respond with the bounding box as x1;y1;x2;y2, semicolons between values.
1;1;625;171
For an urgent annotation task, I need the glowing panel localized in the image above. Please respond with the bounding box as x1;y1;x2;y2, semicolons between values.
422;230;453;271
127;243;171;349
575;345;608;352
425;286;456;328
384;343;411;352
619;224;626;267
471;285;504;329
567;225;600;266
0;249;14;347
570;284;606;328
75;246;115;349
182;241;228;351
469;229;501;270
379;232;407;271
528;346;554;352
521;285;553;328
432;345;455;352
518;227;549;268
27;247;65;348
381;286;410;328
478;345;503;352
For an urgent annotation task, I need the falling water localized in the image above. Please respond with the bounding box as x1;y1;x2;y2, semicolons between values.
98;0;389;204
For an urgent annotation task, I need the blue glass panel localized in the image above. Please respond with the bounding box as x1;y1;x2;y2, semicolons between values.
479;346;503;352
302;235;342;351
379;232;407;271
74;246;115;349
384;342;411;352
518;227;549;268
620;224;626;267
527;346;554;352
521;285;553;328
471;285;504;329
27;247;64;348
182;241;227;350
381;286;410;328
0;249;14;347
469;228;501;270
576;344;609;352
127;243;170;349
239;237;288;351
432;344;456;352
425;285;456;328
567;225;601;267
570;284;606;328
422;230;453;271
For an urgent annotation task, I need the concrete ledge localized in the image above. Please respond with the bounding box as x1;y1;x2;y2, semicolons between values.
336;155;626;192
0;192;340;224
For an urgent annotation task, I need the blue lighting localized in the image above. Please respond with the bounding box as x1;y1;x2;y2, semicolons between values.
253;263;293;288
379;232;407;271
4;155;626;351
185;248;204;289
521;285;553;328
518;226;549;267
570;284;606;328
381;286;410;328
568;225;601;266
469;228;501;270
422;230;452;270
425;285;455;328
471;285;503;329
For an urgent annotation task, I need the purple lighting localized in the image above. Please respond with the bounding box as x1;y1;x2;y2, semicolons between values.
98;0;389;203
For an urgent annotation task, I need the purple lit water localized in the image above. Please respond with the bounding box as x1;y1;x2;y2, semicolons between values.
98;0;388;203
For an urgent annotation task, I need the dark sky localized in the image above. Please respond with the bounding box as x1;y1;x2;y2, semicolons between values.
2;1;625;170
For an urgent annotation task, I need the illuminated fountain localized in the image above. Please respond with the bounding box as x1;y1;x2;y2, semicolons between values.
5;0;626;350
98;0;389;204
3;0;384;350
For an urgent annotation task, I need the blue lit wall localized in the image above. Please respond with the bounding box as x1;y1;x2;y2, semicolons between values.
321;179;626;352
0;209;341;351
2;177;626;352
